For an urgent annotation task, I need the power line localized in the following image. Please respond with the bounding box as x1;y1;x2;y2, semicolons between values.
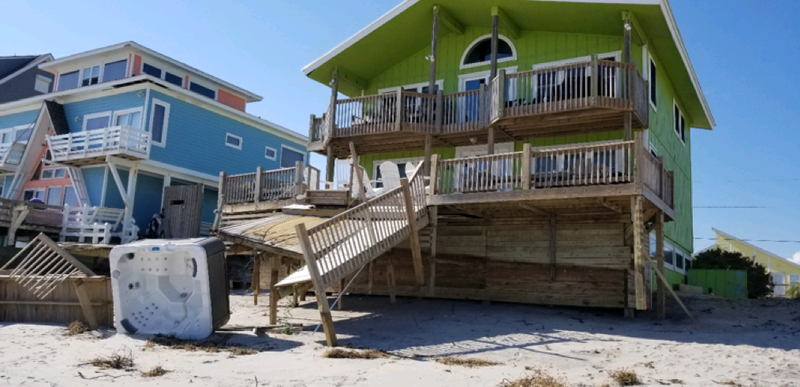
695;237;800;244
693;206;770;209
694;178;800;183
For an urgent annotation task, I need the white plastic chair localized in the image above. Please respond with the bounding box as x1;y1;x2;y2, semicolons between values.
379;161;402;190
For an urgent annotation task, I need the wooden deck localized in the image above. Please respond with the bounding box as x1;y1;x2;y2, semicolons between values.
46;126;151;167
310;59;648;157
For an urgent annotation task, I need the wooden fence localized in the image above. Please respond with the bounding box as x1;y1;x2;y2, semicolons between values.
0;275;113;326
221;163;304;205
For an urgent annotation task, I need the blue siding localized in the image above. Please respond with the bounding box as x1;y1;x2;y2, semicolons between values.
133;173;163;231
202;187;217;223
62;90;146;133
145;90;308;177
0;109;39;129
104;169;128;211
80;166;106;206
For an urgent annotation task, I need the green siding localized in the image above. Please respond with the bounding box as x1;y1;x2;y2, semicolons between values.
688;270;748;299
357;28;692;253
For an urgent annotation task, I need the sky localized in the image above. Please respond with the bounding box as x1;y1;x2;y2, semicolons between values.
2;0;800;262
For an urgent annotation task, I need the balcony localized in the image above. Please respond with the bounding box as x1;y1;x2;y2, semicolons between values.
428;134;674;219
0;142;27;173
310;60;648;157
47;126;151;166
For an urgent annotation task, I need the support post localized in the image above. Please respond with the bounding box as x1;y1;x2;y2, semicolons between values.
349;142;367;202
549;214;557;280
401;178;425;287
521;143;531;190
631;195;646;310
427;205;438;297
73;278;99;330
590;54;599;106
213;171;226;231
295;160;304;196
252;254;261;306
338;278;345;310
424;5;439;178
327;70;339;143
490;14;499;80
254;166;263;203
269;256;280;325
326;146;335;183
429;154;439;196
387;256;396;304
655;211;665;319
395;88;404;131
295;224;337;347
623;14;633;141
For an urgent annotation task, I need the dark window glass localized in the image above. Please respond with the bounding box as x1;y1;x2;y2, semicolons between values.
142;63;162;78
58;71;79;91
102;60;127;82
85;115;110;131
675;252;684;270
165;72;182;87
190;82;216;99
280;147;304;168
649;60;657;106
464;39;513;65
81;66;100;86
664;247;674;266
265;147;276;159
151;104;166;143
226;135;241;147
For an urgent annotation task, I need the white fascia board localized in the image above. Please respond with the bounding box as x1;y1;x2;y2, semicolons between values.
40;41;263;103
0;54;54;86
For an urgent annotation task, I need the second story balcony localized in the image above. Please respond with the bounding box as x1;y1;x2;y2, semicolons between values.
47;126;151;166
310;59;648;157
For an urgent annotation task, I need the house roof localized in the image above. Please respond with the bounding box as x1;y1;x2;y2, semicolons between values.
0;54;53;85
302;0;715;129
711;228;800;271
39;42;263;103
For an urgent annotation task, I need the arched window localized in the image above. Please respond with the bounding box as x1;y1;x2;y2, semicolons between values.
461;35;516;69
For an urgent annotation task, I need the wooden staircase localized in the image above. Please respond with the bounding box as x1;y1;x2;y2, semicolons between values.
276;168;429;346
304;189;350;206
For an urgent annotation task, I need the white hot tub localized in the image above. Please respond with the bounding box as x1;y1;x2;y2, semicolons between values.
109;238;229;340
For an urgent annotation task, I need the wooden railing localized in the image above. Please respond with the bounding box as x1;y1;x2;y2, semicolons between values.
221;163;305;205
309;58;648;144
0;198;63;229
300;167;428;289
47;126;150;163
431;138;673;210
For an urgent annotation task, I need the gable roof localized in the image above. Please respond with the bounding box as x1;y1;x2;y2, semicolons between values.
712;228;800;271
302;0;714;129
0;54;53;85
39;41;263;103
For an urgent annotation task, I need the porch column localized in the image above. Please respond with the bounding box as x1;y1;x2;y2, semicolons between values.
326;70;339;182
623;13;633;141
424;5;440;176
655;211;665;319
487;13;499;155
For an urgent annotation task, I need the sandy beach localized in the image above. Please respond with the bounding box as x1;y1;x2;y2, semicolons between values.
1;291;798;387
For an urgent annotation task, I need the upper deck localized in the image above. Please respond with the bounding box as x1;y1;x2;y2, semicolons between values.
310;59;648;158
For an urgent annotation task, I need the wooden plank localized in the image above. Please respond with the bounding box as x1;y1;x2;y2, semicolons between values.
549;215;557;280
349;142;367;202
253;255;261;306
631;195;646;310
596;197;623;214
387;255;396;303
651;258;693;321
295;224;337;347
36;234;95;276
435;4;464;35
428;206;438;297
655;211;665;319
401;178;425;287
430;183;638;205
269;256;280;325
72;278;99;330
491;6;520;39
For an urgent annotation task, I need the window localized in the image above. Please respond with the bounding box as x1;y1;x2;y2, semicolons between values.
57;71;79;91
790;274;799;285
265;146;277;160
23;188;44;202
81;65;100;87
34;75;51;93
190;82;216;99
673;102;686;144
280;145;305;168
46;186;62;206
649;144;658;158
149;99;170;147
649;232;657;257
83;112;111;131
142;63;162;78
649;58;657;109
664;243;674;268
461;35;516;69
42;168;67;179
225;133;242;150
114;108;143;129
165;72;183;87
102;60;128;83
63;186;78;207
675;250;684;271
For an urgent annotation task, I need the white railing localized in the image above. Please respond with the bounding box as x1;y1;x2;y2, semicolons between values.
47;126;151;163
0;142;26;167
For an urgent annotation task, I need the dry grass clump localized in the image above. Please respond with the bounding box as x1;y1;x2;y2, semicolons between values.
146;335;258;356
435;356;501;368
500;369;569;387
88;350;135;370
141;366;169;378
609;368;642;386
323;348;390;359
67;320;88;335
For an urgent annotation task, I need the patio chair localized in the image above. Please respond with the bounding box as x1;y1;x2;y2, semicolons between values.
379;161;402;190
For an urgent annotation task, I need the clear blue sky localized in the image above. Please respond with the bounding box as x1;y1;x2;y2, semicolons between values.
3;0;800;261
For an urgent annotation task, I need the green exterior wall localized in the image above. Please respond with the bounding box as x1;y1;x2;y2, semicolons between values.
356;26;693;253
688;270;748;299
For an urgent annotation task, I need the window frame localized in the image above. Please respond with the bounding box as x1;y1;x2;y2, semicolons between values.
62;185;78;207
148;98;170;147
141;62;163;79
80;65;101;87
649;57;658;111
82;111;112;131
101;59;128;83
34;74;52;93
460;34;518;70
45;186;63;206
673;100;686;145
23;188;45;202
112;107;144;129
377;80;444;95
41;167;67;180
225;133;243;150
279;144;306;168
264;146;277;161
57;70;80;91
189;80;217;100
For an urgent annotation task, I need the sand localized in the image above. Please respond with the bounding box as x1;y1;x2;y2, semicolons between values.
1;291;798;386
